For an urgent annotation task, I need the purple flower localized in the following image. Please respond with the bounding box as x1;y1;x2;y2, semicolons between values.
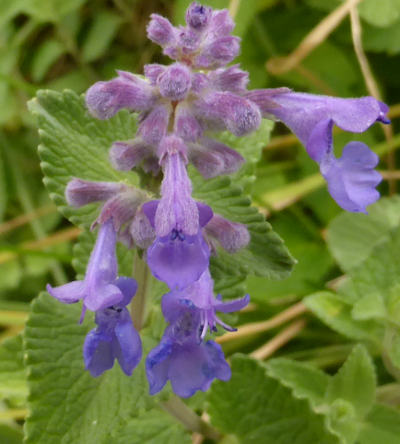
188;137;244;179
141;135;213;289
47;220;134;314
157;63;192;101
204;214;250;253
162;269;249;339
246;90;389;212
145;304;230;397
146;3;238;69
86;70;155;119
83;277;142;377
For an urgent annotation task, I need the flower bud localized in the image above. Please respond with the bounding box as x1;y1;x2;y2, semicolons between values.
130;208;156;249
186;3;212;30
109;140;149;171
209;65;248;93
96;189;147;230
85;72;154;119
196;92;261;136
204;214;250;253
200;36;240;67
174;104;203;142
209;9;234;37
138;104;171;146
66;179;126;207
147;14;175;46
144;64;165;85
157;63;192;101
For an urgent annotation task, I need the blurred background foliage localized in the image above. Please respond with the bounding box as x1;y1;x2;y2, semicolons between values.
1;0;400;440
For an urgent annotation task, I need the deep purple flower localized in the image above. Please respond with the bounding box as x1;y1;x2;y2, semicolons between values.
246;90;389;212
83;277;142;377
162;269;249;339
47;220;134;314
145;304;230;397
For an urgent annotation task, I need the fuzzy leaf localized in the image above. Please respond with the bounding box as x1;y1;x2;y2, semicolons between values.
326;196;400;272
192;171;295;281
208;354;338;444
266;358;329;408
24;293;158;444
326;345;376;419
304;291;383;345
112;409;191;444
0;335;27;402
358;404;400;444
28;89;140;229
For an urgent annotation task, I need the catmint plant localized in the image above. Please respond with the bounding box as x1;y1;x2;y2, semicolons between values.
46;2;388;398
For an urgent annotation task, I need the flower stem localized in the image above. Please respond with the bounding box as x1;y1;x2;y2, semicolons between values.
162;395;222;441
250;318;307;360
217;301;307;344
130;251;152;330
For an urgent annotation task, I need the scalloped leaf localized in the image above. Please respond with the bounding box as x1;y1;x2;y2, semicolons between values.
23;293;160;444
207;354;338;444
28;89;139;228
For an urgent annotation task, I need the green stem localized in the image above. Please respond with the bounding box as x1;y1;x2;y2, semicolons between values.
162;395;222;441
130;251;152;330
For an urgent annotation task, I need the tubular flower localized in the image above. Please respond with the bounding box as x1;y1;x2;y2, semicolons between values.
46;1;389;392
84;277;142;377
146;298;231;397
246;90;388;212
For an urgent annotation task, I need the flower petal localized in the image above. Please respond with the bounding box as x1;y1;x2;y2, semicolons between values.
113;310;142;375
46;281;85;304
323;141;382;213
83;329;114;377
147;231;210;289
114;277;138;307
214;294;250;313
146;338;173;395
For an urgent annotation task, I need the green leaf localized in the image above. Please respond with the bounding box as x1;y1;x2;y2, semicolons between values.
208;354;338;444
358;0;400;28
24;293;158;444
266;358;330;408
193;171;295;280
304;291;383;344
22;0;86;22
0;424;23;444
346;226;400;325
81;11;122;63
112;409;191;444
358;404;400;444
325;345;376;419
28;90;140;228
326;196;400;272
362;19;400;54
30;39;65;83
0;335;27;402
325;399;359;444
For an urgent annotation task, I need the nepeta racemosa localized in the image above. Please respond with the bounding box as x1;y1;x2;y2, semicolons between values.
47;2;388;397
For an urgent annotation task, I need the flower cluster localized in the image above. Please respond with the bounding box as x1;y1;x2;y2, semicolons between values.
47;2;388;397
